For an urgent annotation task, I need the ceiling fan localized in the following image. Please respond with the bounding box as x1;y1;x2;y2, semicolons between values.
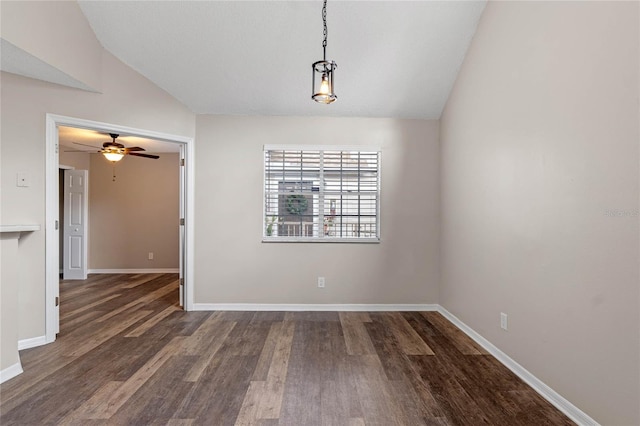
73;133;159;162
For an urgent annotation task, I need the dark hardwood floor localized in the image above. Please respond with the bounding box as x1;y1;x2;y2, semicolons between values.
0;273;574;425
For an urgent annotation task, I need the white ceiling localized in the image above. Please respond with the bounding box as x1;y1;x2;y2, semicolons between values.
59;126;181;153
78;0;486;119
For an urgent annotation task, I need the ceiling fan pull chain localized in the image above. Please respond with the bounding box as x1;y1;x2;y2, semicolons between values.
113;165;116;182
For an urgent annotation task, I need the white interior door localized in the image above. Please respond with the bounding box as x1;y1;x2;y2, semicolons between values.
63;169;89;280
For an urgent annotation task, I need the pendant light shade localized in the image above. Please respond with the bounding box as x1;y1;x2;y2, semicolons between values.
311;0;337;104
312;60;337;104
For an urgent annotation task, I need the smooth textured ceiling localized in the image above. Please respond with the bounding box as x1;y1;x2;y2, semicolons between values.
79;1;486;119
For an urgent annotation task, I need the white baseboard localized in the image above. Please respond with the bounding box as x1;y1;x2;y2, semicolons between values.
88;268;179;274
192;303;438;312
436;306;599;426
18;335;48;351
0;362;23;384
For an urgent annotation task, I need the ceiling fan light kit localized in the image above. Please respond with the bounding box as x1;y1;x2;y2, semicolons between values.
311;0;337;104
103;149;125;162
72;133;160;181
96;133;160;162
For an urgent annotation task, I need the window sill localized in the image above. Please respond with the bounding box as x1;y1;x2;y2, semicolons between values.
262;237;380;244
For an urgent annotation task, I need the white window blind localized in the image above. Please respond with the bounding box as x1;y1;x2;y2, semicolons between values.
264;147;380;242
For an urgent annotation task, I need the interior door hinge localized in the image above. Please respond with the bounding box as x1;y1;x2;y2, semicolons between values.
180;158;185;166
180;218;185;226
55;220;59;230
55;296;59;307
179;278;184;286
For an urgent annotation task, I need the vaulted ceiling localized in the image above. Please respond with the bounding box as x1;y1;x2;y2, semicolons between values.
78;1;486;119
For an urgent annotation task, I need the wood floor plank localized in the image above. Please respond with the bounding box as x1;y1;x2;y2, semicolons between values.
71;336;187;419
178;312;222;355
381;312;435;356
364;318;412;381
61;293;121;319
339;312;376;355
184;320;237;382
166;419;195;426
255;321;295;419
251;322;283;381
177;352;259;422
61;307;109;334
107;354;197;425
420;311;488;355
408;354;492;425
96;281;177;323
63;309;153;357
277;321;323;425
125;304;181;338
234;380;266;426
351;354;413;425
121;273;164;288
0;274;575;426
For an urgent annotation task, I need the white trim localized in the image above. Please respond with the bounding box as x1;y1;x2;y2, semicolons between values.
88;269;180;274
183;136;195;311
45;115;59;342
192;303;438;312
0;225;40;233
436;306;599;426
46;114;196;345
18;335;48;350
262;237;380;244
0;362;23;384
264;144;382;152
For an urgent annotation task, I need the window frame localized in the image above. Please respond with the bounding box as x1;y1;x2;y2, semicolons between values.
262;145;381;243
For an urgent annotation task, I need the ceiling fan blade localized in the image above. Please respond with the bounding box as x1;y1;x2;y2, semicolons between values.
73;141;100;149
128;152;160;159
125;146;145;152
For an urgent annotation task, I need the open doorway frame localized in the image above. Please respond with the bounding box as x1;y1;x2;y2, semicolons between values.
45;114;195;344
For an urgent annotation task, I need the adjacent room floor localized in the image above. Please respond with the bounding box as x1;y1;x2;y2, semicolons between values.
0;274;574;425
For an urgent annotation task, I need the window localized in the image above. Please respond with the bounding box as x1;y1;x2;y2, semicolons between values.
263;146;380;242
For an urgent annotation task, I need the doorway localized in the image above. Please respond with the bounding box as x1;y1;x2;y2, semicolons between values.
45;114;194;343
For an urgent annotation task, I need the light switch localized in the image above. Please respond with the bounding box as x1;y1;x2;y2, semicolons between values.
16;172;29;187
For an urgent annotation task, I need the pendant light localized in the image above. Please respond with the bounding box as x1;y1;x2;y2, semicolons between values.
311;0;337;104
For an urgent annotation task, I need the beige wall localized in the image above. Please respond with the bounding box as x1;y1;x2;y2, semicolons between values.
1;235;23;371
194;116;440;305
440;2;639;425
0;3;194;355
88;153;180;269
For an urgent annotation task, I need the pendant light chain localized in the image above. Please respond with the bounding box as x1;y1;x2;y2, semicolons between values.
311;0;336;104
322;0;328;60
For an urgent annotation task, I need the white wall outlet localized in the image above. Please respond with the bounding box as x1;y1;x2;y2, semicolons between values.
16;172;29;187
148;252;154;260
500;312;508;330
317;277;325;288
